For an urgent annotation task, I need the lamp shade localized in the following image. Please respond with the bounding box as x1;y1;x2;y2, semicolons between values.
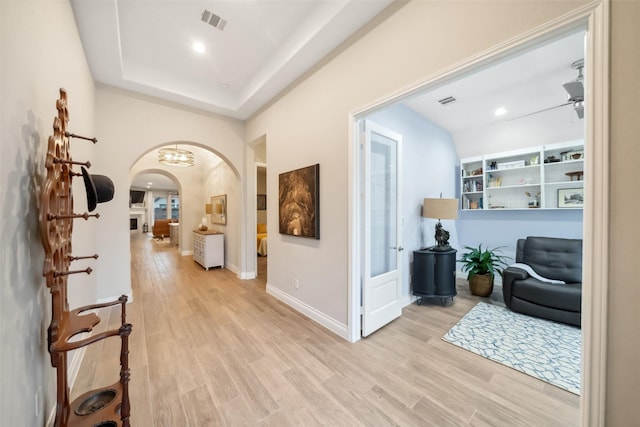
205;204;213;214
423;198;458;220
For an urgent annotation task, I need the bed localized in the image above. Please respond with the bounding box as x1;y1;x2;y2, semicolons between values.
257;223;267;256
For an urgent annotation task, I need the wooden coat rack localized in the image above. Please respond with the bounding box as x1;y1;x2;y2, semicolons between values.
40;88;132;427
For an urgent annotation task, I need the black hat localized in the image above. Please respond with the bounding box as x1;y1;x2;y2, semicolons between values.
81;167;115;212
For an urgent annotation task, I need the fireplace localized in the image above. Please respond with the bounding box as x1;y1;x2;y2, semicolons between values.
130;218;137;230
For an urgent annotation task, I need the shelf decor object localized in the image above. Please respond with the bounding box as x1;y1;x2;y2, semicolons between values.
460;140;584;211
39;89;132;427
422;195;458;251
558;187;584;208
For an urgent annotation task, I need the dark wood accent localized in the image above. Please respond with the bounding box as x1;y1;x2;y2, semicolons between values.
39;89;132;426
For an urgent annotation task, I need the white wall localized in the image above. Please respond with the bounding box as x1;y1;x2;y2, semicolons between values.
0;0;96;424
205;162;241;272
94;86;246;300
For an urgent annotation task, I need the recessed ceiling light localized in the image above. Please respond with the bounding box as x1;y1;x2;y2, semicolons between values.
495;107;507;116
192;41;205;54
220;83;229;89
148;182;153;186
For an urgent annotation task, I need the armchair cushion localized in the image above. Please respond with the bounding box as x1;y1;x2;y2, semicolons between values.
503;236;582;327
520;236;582;283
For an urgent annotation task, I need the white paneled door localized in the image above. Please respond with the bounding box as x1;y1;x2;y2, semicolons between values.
361;120;403;337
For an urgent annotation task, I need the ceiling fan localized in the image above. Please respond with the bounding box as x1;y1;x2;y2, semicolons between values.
508;59;584;121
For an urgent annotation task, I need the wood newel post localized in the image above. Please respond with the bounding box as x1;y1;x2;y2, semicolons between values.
119;323;133;427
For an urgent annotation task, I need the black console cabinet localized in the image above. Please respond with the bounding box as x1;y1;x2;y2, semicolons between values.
412;248;457;306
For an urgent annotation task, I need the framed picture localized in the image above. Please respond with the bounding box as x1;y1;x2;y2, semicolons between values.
210;194;227;224
558;188;584;208
257;194;267;210
278;164;319;239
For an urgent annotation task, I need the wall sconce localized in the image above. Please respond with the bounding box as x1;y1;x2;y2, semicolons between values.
205;204;213;215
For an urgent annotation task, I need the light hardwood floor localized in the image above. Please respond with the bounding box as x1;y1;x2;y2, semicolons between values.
72;233;579;426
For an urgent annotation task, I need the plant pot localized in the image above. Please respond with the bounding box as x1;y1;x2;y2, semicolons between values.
469;274;494;296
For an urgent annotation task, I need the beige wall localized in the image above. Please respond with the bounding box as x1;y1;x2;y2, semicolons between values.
2;0;640;424
205;162;241;272
607;0;640;423
246;0;593;327
0;0;96;424
247;0;639;421
94;87;246;300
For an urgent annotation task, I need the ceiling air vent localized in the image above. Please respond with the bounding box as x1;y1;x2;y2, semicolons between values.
437;96;457;106
201;9;227;31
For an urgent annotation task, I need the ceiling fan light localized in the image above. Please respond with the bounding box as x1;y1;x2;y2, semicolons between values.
574;101;585;119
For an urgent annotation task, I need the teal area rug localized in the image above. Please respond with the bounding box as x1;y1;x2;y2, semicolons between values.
442;302;581;394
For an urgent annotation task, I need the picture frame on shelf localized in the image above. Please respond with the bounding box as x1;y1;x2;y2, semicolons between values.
558;187;584;208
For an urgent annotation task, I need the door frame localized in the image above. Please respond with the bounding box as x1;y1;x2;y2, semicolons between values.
347;3;609;425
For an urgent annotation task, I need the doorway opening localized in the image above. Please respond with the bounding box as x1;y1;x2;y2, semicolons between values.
349;7;610;423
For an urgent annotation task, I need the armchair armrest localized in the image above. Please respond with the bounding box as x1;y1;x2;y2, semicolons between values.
502;266;529;307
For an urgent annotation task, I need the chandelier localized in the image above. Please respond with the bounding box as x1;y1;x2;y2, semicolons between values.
158;145;195;167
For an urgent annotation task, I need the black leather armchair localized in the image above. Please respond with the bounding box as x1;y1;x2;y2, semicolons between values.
502;236;582;327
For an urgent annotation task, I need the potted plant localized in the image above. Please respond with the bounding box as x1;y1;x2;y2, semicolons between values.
458;244;511;296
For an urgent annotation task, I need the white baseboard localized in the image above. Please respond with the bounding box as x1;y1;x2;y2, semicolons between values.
223;263;243;278
266;283;349;340
238;270;256;280
400;293;415;307
181;249;193;256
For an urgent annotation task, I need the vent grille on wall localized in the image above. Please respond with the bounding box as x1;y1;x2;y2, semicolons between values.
201;9;227;30
438;96;457;106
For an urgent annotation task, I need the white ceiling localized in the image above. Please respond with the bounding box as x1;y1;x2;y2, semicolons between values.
404;29;586;148
70;0;393;120
72;2;585;190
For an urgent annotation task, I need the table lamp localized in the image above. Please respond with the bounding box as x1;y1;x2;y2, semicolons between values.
422;196;458;251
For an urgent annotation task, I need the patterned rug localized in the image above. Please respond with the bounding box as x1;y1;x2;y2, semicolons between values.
442;302;581;394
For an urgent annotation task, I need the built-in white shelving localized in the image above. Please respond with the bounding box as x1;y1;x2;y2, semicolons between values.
460;140;584;211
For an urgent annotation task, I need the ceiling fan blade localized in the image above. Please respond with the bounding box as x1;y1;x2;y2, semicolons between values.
575;104;584;119
506;102;572;121
563;81;584;101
